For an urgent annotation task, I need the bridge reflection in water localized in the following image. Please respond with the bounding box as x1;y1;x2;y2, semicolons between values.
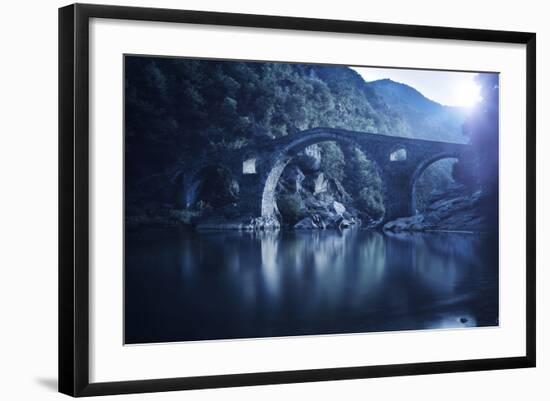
124;229;498;344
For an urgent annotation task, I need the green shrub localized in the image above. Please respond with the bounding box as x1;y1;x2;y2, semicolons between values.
319;141;345;181
345;147;382;193
277;193;304;224
343;146;385;218
357;187;385;220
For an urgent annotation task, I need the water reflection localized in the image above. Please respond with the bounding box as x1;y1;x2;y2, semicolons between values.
125;228;498;344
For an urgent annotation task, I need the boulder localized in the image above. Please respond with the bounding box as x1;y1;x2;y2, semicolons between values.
295;144;321;172
311;214;326;229
278;164;305;193
332;201;346;216
313;173;328;194
383;214;426;232
294;217;319;229
197;215;281;231
247;215;281;231
302;194;329;211
327;177;353;204
337;217;353;230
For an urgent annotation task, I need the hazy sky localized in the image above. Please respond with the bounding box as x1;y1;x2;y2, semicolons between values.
351;67;485;108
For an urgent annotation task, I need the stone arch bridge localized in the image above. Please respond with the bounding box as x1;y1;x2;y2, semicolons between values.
176;127;470;223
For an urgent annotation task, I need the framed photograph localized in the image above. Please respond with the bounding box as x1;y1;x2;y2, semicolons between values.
59;3;536;397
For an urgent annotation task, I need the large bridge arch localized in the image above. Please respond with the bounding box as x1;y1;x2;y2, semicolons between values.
259;128;382;218
410;152;459;215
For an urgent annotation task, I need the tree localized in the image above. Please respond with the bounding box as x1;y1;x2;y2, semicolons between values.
453;73;499;195
319;142;345;181
344;147;385;219
452;73;499;229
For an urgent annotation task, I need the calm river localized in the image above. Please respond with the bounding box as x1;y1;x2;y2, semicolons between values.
125;228;498;344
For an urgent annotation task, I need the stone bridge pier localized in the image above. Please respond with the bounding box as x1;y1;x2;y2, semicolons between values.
178;127;471;225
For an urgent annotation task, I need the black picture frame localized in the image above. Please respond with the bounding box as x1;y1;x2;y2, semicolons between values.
59;3;536;397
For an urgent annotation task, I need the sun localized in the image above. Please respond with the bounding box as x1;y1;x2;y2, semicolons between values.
452;80;482;108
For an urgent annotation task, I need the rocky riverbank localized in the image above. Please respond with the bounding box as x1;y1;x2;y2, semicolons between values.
383;184;488;233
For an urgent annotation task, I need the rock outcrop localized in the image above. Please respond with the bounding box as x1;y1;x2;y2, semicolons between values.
197;215;280;231
276;154;364;229
384;185;487;232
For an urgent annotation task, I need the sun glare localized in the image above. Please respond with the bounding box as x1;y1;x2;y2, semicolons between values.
452;81;482;108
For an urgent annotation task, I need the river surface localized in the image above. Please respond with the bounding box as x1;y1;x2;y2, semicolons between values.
125;228;498;344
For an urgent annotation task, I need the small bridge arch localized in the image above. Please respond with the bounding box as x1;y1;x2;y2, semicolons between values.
178;163;239;208
409;152;460;215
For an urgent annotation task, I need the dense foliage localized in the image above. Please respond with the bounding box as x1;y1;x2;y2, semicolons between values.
277;193;306;224
343;147;385;219
126;57;467;178
318;142;346;182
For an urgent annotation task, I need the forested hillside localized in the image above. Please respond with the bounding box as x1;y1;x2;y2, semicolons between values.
125;58;467;178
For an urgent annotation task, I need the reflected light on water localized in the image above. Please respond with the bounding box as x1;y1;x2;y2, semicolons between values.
426;314;477;329
260;231;281;296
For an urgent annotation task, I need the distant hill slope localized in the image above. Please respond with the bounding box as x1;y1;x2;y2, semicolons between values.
365;78;468;143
